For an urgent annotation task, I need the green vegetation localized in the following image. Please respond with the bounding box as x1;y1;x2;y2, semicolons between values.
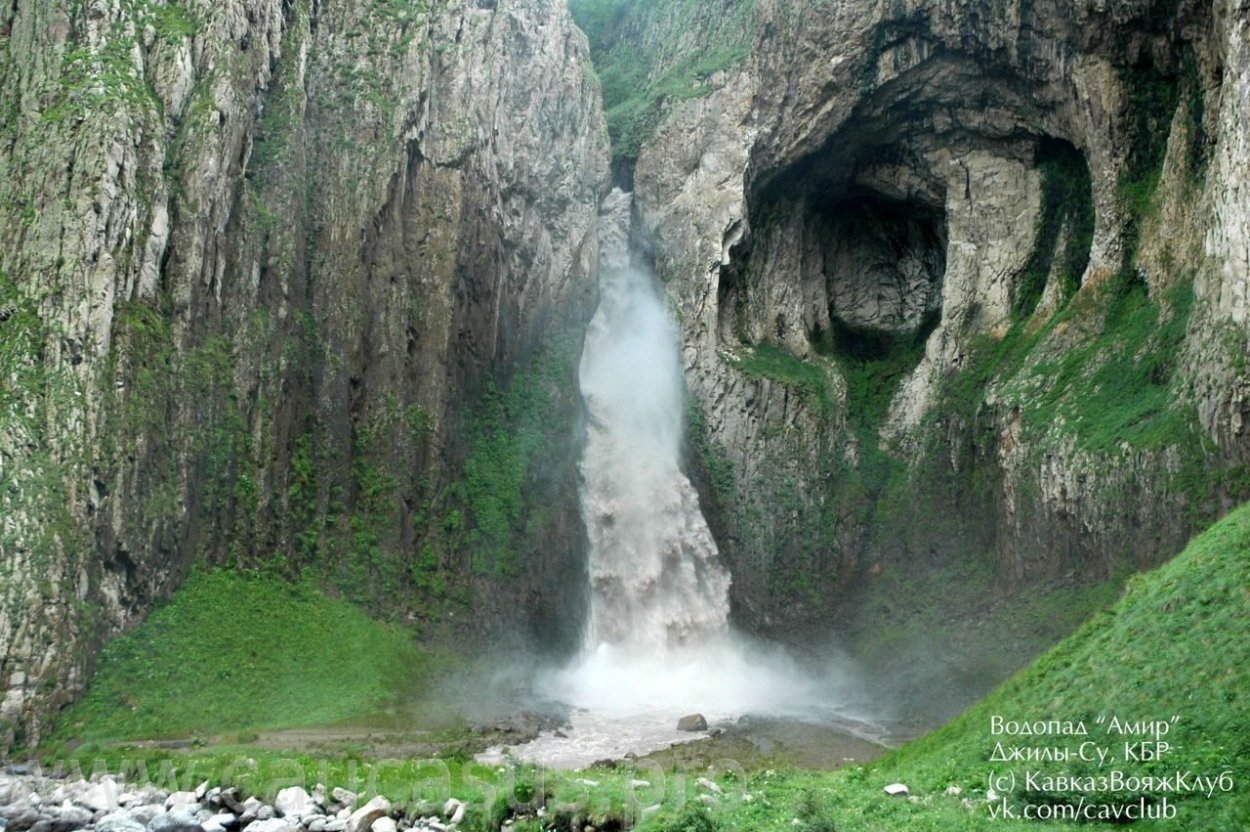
830;499;1250;830
723;343;833;413
39;502;1250;830
569;0;755;173
48;569;438;746
1116;60;1181;277
1013;140;1095;320
457;333;583;577
1016;280;1198;452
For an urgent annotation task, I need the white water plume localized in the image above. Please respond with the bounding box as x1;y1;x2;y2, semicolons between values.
511;190;878;767
576;189;730;651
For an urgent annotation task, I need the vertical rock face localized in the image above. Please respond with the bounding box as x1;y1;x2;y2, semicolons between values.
0;0;608;748
626;0;1250;633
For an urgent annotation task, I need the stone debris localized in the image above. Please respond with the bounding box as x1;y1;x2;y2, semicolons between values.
0;775;473;832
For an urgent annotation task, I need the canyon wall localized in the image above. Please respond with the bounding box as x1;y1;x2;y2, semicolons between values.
621;0;1250;634
0;0;608;748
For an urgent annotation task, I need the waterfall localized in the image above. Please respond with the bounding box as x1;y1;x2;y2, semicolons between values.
577;189;731;652
511;191;874;767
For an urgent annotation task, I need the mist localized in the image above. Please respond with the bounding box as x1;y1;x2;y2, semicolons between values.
487;189;880;767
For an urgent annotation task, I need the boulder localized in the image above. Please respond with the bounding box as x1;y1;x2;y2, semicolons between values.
273;788;316;819
676;714;707;732
48;805;94;832
345;796;390;832
241;820;294;832
78;778;122;813
0;801;47;832
96;814;146;832
165;793;199;812
147;809;200;832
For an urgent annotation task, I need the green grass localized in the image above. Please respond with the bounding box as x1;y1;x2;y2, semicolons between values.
47;569;441;746
1010;279;1197;453
724;344;833;412
569;0;755;171
37;500;1250;830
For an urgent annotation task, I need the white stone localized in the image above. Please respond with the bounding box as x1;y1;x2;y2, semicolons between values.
370;818;397;832
695;778;722;795
346;796;391;832
78;777;122;813
97;814;146;832
243;819;297;832
884;783;909;796
274;787;316;818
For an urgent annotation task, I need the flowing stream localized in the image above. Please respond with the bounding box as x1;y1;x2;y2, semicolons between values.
480;190;882;768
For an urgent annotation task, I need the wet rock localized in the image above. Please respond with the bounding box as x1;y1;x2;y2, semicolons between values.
214;791;241;814
676;714;707;732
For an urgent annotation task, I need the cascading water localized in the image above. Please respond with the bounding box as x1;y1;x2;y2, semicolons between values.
577;189;731;652
482;190;880;768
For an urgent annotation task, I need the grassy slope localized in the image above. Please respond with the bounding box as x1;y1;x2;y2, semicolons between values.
666;501;1250;830
49;570;441;747
41;505;1249;831
569;0;755;169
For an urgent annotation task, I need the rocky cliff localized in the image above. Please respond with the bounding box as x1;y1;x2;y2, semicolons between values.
610;0;1250;634
0;0;608;749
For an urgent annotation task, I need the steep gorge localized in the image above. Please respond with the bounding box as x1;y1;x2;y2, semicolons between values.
3;0;1250;759
0;0;607;749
